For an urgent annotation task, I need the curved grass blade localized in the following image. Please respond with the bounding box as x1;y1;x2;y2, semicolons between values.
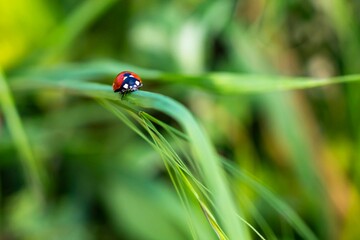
140;117;216;239
139;113;228;239
125;91;251;239
101;100;221;239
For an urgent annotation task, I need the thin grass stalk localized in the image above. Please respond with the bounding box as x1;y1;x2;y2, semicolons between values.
0;70;47;201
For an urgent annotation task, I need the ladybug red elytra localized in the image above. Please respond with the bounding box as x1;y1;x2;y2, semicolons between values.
112;71;143;98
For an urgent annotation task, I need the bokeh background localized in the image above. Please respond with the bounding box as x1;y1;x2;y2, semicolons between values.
1;0;360;239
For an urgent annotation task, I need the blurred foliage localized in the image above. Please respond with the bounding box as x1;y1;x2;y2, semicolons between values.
1;0;360;239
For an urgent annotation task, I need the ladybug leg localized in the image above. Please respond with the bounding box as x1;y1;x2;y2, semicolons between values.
122;91;128;100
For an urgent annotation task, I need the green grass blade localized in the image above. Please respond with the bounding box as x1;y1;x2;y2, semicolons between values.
140;118;210;239
13;60;360;94
0;70;47;201
103;99;220;239
225;162;318;240
31;0;117;65
125;91;251;239
139;114;227;239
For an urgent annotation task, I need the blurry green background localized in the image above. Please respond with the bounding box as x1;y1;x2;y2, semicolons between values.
1;0;360;239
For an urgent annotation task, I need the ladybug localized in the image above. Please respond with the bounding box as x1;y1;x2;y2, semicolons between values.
112;71;143;98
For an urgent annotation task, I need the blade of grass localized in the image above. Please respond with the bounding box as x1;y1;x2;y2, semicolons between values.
0;70;47;201
125;91;251;239
103;101;219;239
25;0;117;66
224;161;318;240
141;117;211;239
44;0;118;62
12;60;360;94
105;99;267;240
